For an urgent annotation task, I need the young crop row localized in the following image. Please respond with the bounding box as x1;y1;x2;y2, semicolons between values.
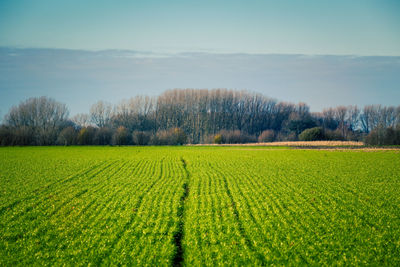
181;148;400;265
0;148;189;265
1;147;399;265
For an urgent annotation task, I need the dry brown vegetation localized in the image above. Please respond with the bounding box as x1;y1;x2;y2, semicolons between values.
257;141;364;146
194;141;365;147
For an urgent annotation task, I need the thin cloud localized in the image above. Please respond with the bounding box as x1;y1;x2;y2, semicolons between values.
1;48;399;116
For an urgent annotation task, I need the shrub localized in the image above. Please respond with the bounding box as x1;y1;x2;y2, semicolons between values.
132;131;151;145
57;126;77;146
13;126;35;146
287;117;317;135
214;134;223;144
275;131;297;141
151;128;187;145
258;130;275;142
77;127;97;145
37;128;59;145
299;127;325;141
0;126;13;146
172;128;187;145
94;127;113;145
215;130;256;144
384;127;400;145
324;129;345;141
365;127;400;146
112;126;131;145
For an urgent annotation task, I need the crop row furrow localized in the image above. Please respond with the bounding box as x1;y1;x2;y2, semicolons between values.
1;147;399;265
51;159;147;231
2;160;135;257
224;154;398;263
217;166;267;263
0;160;108;215
96;158;167;264
2;160;121;223
209;157;342;263
184;161;258;266
219;167;292;261
130;160;182;257
47;159;163;264
222;160;337;262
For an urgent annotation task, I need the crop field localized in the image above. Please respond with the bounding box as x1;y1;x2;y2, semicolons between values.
1;147;399;265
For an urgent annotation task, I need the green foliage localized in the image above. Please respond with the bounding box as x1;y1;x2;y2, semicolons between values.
299;127;325;141
324;129;345;141
0;147;399;265
287;117;316;135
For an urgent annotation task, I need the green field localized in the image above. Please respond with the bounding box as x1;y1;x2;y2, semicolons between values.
1;147;399;265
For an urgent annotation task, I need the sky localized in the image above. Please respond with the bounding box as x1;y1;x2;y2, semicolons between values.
0;0;399;116
1;0;400;55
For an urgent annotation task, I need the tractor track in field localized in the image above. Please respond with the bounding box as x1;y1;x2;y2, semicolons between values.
172;157;190;267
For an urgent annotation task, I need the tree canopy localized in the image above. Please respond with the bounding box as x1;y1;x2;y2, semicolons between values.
1;90;399;146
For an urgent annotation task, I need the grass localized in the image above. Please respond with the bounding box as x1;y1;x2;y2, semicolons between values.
0;146;399;265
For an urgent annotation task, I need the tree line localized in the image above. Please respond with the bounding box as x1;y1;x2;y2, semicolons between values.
1;89;400;146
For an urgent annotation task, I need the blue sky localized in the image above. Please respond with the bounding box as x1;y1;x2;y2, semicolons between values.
1;0;399;55
0;1;399;116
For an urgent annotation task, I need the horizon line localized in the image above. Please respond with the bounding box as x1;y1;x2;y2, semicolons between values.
2;46;400;58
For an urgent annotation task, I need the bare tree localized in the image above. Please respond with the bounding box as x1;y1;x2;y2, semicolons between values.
347;105;360;131
396;106;400;127
369;105;382;130
5;96;69;144
379;106;396;128
6;97;68;129
90;101;112;128
321;108;338;130
71;113;91;128
113;96;156;131
334;106;348;137
360;105;372;133
3;89;398;146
